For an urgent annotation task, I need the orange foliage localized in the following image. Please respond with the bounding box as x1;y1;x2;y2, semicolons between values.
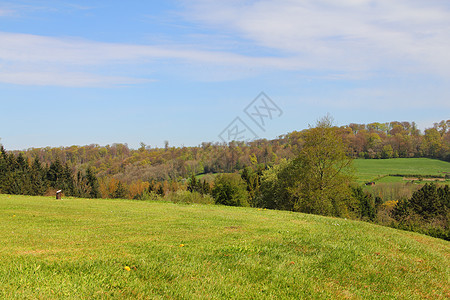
128;180;150;199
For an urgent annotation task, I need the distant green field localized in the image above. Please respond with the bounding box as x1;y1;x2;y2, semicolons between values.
0;194;449;299
354;158;450;183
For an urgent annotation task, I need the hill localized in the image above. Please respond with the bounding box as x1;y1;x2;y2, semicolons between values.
0;194;448;299
354;158;450;183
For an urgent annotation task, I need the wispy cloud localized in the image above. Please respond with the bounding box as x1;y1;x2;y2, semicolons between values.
0;31;308;86
1;1;450;87
183;0;450;76
0;71;151;87
0;8;13;16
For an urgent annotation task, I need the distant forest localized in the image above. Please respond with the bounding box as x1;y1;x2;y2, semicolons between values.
1;119;449;199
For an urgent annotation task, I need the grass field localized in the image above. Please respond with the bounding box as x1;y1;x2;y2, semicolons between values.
354;158;450;183
1;194;449;299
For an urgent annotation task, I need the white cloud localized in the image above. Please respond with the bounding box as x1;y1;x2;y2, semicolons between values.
1;1;450;87
183;0;450;76
0;31;311;86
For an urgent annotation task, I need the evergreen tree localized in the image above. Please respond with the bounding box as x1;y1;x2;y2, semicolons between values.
30;157;48;195
187;174;198;192
408;183;445;219
6;152;17;172
16;153;29;172
112;181;128;199
62;163;75;195
0;146;7;193
201;180;211;195
86;167;100;198
352;186;376;221
47;159;64;184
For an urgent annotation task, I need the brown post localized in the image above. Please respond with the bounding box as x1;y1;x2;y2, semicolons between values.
56;190;62;200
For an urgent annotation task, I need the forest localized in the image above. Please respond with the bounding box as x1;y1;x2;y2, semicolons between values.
6;119;450;188
1;119;449;240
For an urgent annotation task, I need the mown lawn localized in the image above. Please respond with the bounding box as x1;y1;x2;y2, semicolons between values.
0;194;449;299
354;158;450;183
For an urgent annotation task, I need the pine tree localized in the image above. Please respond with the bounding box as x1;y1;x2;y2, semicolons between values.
201;180;211;195
47;159;64;184
0;146;7;193
30;157;48;195
112;181;128;199
352;186;376;221
187;174;198;192
409;183;441;219
86;167;100;198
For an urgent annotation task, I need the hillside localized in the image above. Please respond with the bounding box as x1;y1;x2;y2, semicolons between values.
10;119;450;184
0;194;448;299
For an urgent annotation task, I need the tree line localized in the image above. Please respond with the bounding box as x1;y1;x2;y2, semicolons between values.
0;146;100;198
8;120;448;186
1;119;449;240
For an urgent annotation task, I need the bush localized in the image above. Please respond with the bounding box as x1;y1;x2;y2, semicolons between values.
134;190;162;201
212;173;249;207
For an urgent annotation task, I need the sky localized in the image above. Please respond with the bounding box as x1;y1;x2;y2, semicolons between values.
0;0;449;150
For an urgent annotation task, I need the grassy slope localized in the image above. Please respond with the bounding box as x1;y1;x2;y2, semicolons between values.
1;195;449;299
354;158;450;183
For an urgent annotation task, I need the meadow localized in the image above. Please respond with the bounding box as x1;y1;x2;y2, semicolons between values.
353;158;450;183
0;194;449;299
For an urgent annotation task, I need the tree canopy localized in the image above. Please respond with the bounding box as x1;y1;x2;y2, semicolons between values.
259;117;355;217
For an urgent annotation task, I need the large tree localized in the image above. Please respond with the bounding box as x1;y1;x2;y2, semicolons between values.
259;117;356;217
291;117;355;216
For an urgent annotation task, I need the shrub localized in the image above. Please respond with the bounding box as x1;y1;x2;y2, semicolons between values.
134;190;162;201
212;173;249;207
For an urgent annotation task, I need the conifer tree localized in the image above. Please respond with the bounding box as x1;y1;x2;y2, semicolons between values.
112;181;128;199
30;157;48;195
86;167;100;198
187;174;198;192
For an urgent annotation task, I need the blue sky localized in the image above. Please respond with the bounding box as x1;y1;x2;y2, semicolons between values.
0;0;449;150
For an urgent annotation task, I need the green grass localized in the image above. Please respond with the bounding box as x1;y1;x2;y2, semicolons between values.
375;176;450;184
354;158;450;183
1;195;449;299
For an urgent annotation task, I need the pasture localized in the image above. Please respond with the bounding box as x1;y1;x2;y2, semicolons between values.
0;194;449;299
353;158;450;183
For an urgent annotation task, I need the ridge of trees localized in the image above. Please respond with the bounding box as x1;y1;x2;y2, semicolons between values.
7;119;450;183
1;119;449;240
1;119;448;200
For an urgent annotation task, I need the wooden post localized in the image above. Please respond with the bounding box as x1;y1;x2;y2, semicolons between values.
56;190;62;200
